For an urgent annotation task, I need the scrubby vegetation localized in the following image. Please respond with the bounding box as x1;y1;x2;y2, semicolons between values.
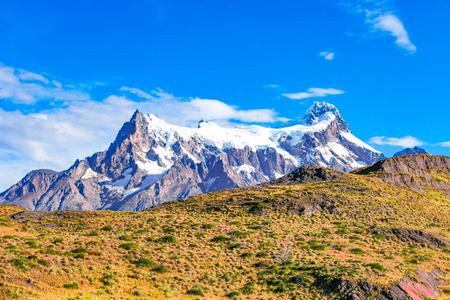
0;169;449;299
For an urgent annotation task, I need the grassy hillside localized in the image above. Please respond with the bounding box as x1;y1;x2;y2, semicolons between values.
0;166;449;299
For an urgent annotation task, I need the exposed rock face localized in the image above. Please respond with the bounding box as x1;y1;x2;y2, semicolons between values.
376;269;445;300
318;268;444;300
393;146;429;157
372;228;450;248
353;154;450;195
0;102;383;211
267;165;348;186
0;170;57;210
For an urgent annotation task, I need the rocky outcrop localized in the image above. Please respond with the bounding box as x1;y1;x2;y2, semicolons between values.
393;147;429;157
267;165;348;186
377;269;445;300
372;228;450;248
318;268;445;300
1;102;383;211
353;155;450;195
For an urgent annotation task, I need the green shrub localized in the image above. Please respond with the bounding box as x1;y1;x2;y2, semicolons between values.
162;226;177;233
349;248;366;255
119;243;139;250
9;257;32;270
101;225;114;231
310;244;328;250
119;235;132;241
256;251;269;258
26;240;38;248
202;223;216;229
156;235;177;244
367;262;386;272
187;287;204;296
101;273;118;286
241;252;254;258
37;259;50;266
74;253;86;259
229;242;243;249
133;258;154;267
63;282;79;289
241;283;255;294
52;238;64;244
152;265;168;273
2;235;16;239
71;247;88;254
228;230;251;238
249;202;267;213
211;235;229;243
227;291;241;298
228;221;243;226
147;217;158;224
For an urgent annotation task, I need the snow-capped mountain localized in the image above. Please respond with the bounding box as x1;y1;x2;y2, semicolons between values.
0;102;384;211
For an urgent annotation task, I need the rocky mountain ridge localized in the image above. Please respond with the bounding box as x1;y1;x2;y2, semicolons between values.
393;146;429;157
353;154;450;195
0;102;384;211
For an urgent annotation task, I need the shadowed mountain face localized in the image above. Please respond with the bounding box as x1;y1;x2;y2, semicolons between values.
0;102;384;211
266;165;348;186
393;146;429;157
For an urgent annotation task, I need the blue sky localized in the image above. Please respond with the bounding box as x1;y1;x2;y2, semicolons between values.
0;0;449;190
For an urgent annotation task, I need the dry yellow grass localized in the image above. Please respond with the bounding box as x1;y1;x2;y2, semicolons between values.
0;173;449;299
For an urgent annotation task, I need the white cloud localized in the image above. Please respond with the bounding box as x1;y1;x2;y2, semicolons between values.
372;13;416;53
340;0;416;53
264;84;279;88
120;86;154;100
369;135;424;148
282;87;344;100
188;98;279;123
52;80;62;88
319;51;335;60
18;69;50;84
439;142;450;147
0;64;90;104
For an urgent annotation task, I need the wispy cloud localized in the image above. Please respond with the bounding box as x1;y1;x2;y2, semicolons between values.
439;142;450;147
319;51;335;60
0;63;90;104
369;135;424;148
52;80;62;88
340;0;416;53
371;13;416;53
264;84;280;88
120;86;154;100
282;88;344;100
18;69;50;84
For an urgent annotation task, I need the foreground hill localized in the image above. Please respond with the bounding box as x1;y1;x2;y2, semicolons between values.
0;155;449;299
0;101;383;212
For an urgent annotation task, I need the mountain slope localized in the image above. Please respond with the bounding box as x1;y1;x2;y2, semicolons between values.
0;102;384;211
353;154;450;196
0;155;448;299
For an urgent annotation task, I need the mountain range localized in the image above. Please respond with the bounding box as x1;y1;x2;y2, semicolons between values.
0;102;384;211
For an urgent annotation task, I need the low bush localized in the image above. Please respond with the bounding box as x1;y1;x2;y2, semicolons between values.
63;282;79;289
